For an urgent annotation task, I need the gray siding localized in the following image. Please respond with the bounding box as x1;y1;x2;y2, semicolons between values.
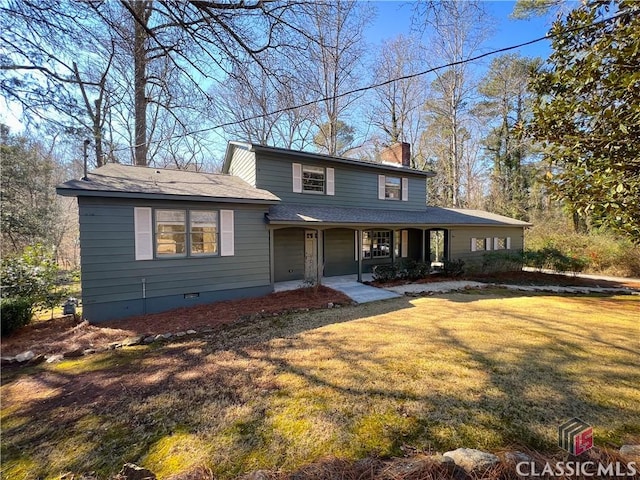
273;228;305;282
227;146;257;186
324;228;357;276
78;196;271;322
449;227;525;272
255;153;427;210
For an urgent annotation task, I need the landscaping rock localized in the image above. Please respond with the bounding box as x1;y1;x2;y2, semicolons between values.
443;448;500;473
186;329;197;335
143;336;155;344
83;348;96;355
620;445;640;459
115;463;156;480
160;333;173;340
46;354;64;363
327;302;334;308
1;356;16;365
504;451;533;464
175;331;186;337
27;354;46;366
15;350;35;362
122;335;144;346
64;347;85;358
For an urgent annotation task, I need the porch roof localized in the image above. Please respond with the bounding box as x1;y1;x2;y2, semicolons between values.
266;204;531;227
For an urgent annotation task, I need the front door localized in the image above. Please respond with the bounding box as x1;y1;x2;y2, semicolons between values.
304;230;318;282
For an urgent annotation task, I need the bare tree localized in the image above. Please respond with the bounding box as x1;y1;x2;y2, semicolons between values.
369;34;428;168
413;1;493;207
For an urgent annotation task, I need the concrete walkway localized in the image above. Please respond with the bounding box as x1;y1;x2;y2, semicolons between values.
274;274;401;304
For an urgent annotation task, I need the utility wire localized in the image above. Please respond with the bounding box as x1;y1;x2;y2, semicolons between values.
112;8;634;153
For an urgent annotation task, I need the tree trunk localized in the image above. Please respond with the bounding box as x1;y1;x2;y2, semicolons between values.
132;1;150;166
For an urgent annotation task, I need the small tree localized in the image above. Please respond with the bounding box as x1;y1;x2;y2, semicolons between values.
1;244;68;332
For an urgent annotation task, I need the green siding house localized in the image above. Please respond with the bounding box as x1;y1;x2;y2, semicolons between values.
57;141;529;322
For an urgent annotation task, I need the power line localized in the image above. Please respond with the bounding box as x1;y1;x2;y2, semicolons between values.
113;8;633;153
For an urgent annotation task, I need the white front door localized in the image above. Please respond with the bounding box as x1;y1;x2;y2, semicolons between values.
304;230;318;282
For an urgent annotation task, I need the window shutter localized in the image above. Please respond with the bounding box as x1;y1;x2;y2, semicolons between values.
220;210;235;256
401;178;409;201
134;207;153;260
292;163;302;193
486;237;492;251
506;237;511;249
401;230;408;258
326;167;335;195
494;237;499;250
378;175;385;200
471;237;477;252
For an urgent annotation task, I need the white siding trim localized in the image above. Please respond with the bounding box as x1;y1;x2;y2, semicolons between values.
326;167;335;196
506;237;512;249
486;237;492;251
471;237;477;252
401;178;409;201
401;230;408;258
354;230;358;261
292;163;302;193
134;207;153;260
494;237;499;250
220;210;235;256
378;175;386;200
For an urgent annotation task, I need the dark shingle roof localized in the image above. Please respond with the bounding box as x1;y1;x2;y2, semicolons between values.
57;163;280;204
267;204;530;227
224;141;436;177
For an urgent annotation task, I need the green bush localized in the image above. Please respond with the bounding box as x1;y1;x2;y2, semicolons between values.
1;297;33;336
1;244;68;316
482;251;525;273
523;247;586;273
443;259;465;277
372;264;399;283
397;258;430;280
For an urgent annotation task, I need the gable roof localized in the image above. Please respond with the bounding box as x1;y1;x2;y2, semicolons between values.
223;141;436;177
56;163;280;204
267;204;531;227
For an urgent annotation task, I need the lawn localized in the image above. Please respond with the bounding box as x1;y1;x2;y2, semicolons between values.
1;291;639;479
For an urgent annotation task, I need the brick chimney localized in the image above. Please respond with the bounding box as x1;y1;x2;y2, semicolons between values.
380;142;411;167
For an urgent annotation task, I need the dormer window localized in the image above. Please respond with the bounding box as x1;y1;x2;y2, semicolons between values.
302;165;325;193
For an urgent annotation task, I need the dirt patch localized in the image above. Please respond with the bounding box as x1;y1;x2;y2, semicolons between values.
0;286;351;358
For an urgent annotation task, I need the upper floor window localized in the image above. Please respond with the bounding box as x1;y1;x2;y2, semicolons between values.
385;176;401;200
378;175;408;201
302;165;325;193
292;163;335;195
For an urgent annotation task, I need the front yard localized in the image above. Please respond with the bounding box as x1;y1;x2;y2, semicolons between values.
1;291;639;479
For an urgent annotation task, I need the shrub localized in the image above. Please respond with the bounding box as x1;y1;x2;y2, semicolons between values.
397;258;430;280
372;264;399;283
443;259;465;277
0;244;68;317
482;251;525;273
1;297;33;336
523;247;586;273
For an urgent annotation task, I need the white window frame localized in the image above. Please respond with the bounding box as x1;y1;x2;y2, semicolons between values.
155;209;187;258
378;175;408;201
302;165;325;194
189;210;219;256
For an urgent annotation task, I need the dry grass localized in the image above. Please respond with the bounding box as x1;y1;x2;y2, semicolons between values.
1;291;639;479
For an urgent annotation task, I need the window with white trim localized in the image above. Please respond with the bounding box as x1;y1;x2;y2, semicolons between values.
362;230;391;259
156;210;187;256
385;176;401;200
493;237;511;250
302;165;325;193
190;211;218;255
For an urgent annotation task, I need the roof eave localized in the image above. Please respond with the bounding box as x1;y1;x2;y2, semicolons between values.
56;187;280;205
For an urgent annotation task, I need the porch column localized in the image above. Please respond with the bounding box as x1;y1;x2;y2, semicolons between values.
316;228;323;285
357;229;363;283
269;228;275;287
421;229;426;263
391;229;396;265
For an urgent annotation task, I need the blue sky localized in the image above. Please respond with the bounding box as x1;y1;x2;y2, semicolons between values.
365;1;554;61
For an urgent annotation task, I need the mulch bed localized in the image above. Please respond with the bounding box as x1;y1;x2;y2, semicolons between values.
0;286;351;358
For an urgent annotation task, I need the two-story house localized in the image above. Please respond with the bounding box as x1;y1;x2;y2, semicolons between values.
57;141;529;322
